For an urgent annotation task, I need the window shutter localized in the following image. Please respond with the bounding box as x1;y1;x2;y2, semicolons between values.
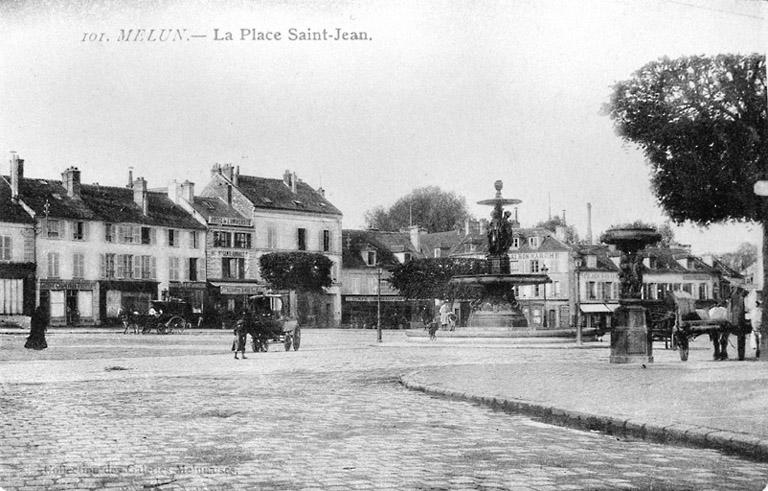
132;226;140;244
151;228;157;245
150;256;157;279
132;255;141;279
100;254;105;278
198;258;205;281
83;221;89;240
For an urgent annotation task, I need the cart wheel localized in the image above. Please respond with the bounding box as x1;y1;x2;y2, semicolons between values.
293;327;301;351
168;317;184;334
284;335;292;351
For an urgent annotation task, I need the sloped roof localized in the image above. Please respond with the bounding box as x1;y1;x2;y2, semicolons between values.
576;245;619;272
191;196;248;221
419;230;463;256
448;227;573;257
0;177;34;224
14;177;204;229
235;175;342;216
342;229;413;269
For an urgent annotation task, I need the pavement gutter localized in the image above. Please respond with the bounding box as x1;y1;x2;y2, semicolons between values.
400;370;768;462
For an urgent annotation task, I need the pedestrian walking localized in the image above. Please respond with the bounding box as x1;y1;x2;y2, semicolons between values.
750;301;762;359
24;306;48;351
232;310;248;359
439;301;451;330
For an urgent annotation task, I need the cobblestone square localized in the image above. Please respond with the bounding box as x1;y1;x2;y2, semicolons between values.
1;330;767;490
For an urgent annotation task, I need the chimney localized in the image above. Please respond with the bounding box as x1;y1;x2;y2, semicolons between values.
211;163;222;176
168;180;180;203
221;163;234;182
409;225;421;252
562;209;566;225
317;186;325;198
9;151;23;200
233;165;239;187
133;177;148;215
61;166;81;199
586;203;592;245
128;167;134;188
181;180;195;203
283;170;297;193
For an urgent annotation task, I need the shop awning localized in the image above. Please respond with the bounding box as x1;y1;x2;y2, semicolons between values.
579;303;612;313
209;282;268;296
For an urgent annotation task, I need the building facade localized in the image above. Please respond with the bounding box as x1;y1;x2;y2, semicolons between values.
7;156;206;326
341;228;424;329
200;164;343;326
0;156;36;323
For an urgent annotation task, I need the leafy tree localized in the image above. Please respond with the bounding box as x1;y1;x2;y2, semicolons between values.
535;215;579;244
387;257;486;301
365;186;471;232
604;53;767;347
718;242;758;272
259;252;333;292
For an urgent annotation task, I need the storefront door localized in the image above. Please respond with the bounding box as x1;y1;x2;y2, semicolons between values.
66;290;78;325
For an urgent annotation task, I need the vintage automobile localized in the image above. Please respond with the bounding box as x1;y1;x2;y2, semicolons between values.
244;294;301;352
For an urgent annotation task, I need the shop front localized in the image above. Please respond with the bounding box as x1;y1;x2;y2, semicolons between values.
0;263;35;319
39;279;99;326
98;280;159;324
579;302;618;331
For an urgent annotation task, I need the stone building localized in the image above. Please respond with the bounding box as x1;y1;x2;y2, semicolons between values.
200;164;343;327
5;155;206;326
341;228;424;328
0;153;36;324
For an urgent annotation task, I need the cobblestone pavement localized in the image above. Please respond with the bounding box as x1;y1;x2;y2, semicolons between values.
1;330;767;490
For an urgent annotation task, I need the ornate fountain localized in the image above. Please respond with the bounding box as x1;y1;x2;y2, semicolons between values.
450;180;550;329
601;226;661;363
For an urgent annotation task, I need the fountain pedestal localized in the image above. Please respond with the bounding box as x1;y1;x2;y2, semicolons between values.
610;302;653;363
601;227;661;364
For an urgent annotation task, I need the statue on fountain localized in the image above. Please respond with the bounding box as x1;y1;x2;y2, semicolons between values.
487;206;514;256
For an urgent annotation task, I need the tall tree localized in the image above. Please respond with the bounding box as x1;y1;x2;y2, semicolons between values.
259;252;333;292
387;257;487;302
604;53;767;350
718;242;758;272
364;186;471;232
535;215;579;244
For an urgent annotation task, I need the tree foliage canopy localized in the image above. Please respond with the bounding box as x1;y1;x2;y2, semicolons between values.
259;252;333;292
535;215;579;244
387;257;487;301
605;54;767;225
364;186;471;232
718;242;758;272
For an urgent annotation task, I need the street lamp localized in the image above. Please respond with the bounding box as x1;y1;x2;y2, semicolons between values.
377;266;382;343
541;264;549;328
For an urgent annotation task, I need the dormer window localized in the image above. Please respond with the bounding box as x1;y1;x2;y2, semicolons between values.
433;248;441;258
585;255;597;268
511;237;520;249
366;250;377;266
528;236;539;248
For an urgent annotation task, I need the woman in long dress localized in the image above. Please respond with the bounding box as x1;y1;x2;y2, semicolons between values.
25;306;48;350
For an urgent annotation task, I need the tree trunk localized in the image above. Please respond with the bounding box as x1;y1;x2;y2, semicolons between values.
761;219;768;359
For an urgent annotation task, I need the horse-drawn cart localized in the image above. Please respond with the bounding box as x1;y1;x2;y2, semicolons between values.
244;294;301;352
123;300;192;335
664;291;750;361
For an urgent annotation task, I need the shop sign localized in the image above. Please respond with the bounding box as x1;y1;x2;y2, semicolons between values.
40;279;94;290
508;252;560;261
209;216;252;227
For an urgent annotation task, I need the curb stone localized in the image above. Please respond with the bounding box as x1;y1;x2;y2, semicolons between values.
399;370;768;462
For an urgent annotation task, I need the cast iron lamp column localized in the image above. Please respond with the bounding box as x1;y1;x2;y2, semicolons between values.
376;266;382;343
541;264;549;328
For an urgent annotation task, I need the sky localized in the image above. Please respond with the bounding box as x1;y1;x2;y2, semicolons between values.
1;0;766;254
